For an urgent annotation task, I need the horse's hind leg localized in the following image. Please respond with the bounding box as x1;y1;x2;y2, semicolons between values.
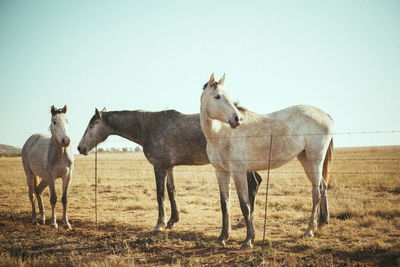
61;172;72;229
319;178;329;227
36;179;48;225
166;167;179;229
297;150;324;237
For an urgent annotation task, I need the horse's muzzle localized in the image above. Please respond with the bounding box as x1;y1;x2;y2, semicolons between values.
62;137;70;147
229;115;242;128
77;146;88;155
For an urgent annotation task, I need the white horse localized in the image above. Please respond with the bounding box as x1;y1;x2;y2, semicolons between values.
22;105;74;229
200;74;334;248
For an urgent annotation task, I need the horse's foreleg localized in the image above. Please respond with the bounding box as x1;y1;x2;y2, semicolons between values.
36;179;48;225
216;170;231;245
166;167;179;229
153;166;167;233
61;172;72;229
48;175;58;229
232;171;254;249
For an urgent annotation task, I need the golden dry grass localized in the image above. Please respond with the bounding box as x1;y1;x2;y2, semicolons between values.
0;146;399;266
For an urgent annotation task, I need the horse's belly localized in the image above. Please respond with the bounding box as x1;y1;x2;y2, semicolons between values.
30;165;50;179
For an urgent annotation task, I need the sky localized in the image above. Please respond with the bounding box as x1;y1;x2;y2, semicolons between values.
1;0;399;151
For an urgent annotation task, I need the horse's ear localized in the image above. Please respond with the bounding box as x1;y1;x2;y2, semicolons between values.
208;73;215;86
217;73;225;86
62;105;67;114
95;108;102;119
101;107;106;113
51;105;57;116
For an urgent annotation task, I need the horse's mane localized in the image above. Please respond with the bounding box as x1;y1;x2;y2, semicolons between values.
234;102;247;113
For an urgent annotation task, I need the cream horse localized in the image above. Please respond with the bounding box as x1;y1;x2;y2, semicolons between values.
200;74;334;249
22;105;74;229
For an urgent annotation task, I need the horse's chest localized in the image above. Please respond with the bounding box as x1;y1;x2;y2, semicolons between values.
51;158;73;177
53;165;71;177
206;143;234;171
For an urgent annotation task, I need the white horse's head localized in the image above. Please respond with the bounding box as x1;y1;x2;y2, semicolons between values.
201;73;243;128
78;108;108;155
50;105;70;147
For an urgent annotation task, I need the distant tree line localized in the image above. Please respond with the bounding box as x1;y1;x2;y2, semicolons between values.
97;146;142;153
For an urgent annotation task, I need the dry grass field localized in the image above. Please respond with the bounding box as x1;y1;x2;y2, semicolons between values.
0;146;399;266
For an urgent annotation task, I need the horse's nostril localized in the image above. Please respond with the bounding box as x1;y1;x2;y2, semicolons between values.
77;146;81;152
235;116;239;122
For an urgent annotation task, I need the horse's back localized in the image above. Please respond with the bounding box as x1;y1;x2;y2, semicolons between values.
146;111;208;166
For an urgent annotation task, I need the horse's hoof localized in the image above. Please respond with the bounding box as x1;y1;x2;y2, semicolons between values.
40;220;46;225
166;221;174;229
152;226;164;235
241;241;253;249
50;223;58;229
64;223;72;230
153;221;166;234
303;230;314;237
32;221;38;226
216;237;227;246
318;221;328;228
166;218;179;229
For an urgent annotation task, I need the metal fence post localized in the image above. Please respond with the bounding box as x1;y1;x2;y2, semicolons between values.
263;135;273;243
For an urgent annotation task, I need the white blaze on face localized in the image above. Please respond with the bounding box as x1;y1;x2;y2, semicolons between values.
78;118;107;155
52;113;70;147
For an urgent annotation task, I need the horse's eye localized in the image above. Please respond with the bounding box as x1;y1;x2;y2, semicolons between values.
214;95;221;100
53;121;56;125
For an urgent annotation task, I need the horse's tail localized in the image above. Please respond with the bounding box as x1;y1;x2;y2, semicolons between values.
322;138;333;186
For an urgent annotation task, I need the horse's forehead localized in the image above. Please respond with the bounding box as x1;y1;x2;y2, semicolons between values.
52;113;68;123
88;114;100;126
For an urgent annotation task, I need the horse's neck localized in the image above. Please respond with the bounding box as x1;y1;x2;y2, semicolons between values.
200;116;225;144
50;137;67;158
104;111;144;146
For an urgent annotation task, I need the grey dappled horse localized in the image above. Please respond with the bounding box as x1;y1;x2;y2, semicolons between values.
22;105;74;229
78;108;262;232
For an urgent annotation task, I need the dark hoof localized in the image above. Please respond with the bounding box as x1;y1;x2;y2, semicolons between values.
318;220;328;228
152;229;162;235
216;235;228;246
216;239;226;246
153;222;166;234
241;240;253;249
166;218;179;229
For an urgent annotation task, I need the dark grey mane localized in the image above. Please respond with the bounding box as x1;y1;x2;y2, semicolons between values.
234;102;247;113
203;81;218;90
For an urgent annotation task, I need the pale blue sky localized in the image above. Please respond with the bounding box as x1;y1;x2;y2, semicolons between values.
1;0;399;150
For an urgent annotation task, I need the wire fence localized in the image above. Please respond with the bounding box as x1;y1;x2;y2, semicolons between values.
1;131;399;233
